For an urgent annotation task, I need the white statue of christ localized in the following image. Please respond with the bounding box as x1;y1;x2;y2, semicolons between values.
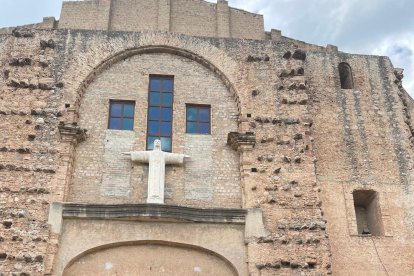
123;139;189;204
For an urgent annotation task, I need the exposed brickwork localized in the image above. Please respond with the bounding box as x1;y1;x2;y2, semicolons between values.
0;31;63;275
308;51;414;274
0;1;414;275
58;0;265;40
68;52;240;207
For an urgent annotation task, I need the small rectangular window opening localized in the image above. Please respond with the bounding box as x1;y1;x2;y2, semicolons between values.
108;101;135;131
339;62;354;89
186;104;211;135
353;190;384;236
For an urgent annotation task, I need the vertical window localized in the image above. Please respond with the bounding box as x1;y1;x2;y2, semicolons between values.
339;62;354;89
147;76;174;152
108;101;135;130
186;105;211;134
353;190;384;236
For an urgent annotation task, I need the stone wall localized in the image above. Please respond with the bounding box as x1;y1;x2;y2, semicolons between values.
0;30;65;275
58;0;265;40
54;218;246;275
59;0;110;30
110;0;159;32
70;52;241;208
0;25;414;275
307;50;414;275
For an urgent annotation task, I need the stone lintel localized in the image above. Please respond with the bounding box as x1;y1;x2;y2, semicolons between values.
227;132;256;151
58;122;87;143
62;203;248;224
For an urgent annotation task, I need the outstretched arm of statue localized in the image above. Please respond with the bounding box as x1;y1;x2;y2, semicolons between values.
164;153;190;165
122;151;150;163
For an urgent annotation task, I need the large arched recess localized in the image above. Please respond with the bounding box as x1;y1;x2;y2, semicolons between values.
66;44;242;206
73;45;242;119
63;241;239;276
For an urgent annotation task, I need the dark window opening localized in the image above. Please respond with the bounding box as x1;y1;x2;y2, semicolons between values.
186;105;211;134
108;101;135;130
353;190;384;236
339;62;354;89
147;76;174;152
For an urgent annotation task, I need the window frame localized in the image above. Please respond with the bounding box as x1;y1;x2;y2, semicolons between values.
107;100;135;131
146;75;175;152
186;104;211;135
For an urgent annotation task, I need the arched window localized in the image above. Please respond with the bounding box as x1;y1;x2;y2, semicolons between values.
338;62;354;89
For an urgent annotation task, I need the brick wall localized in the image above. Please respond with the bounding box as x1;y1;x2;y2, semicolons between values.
230;8;265;40
110;0;159;32
60;0;112;30
70;52;241;208
1;26;414;275
170;0;216;37
57;0;265;40
307;50;414;274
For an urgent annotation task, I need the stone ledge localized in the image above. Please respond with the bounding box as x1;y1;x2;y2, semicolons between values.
58;122;87;143
227;132;256;151
62;203;248;224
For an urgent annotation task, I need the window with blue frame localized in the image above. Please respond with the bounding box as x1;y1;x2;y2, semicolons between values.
186;105;211;134
147;76;174;152
108;101;135;130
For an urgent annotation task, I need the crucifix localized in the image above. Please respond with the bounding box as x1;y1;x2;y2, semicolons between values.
123;139;189;204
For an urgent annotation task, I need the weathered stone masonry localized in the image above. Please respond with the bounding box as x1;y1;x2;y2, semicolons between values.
1;0;414;275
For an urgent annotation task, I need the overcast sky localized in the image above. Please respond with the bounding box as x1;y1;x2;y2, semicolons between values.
1;0;413;95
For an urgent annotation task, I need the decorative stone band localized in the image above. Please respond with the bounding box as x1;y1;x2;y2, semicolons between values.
227;132;256;151
62;203;248;224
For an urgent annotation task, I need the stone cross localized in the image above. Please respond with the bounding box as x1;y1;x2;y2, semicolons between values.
123;139;189;204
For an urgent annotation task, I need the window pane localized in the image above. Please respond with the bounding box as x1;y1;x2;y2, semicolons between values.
161;137;172;151
187;122;197;133
199;123;210;134
160;122;172;136
123;104;135;118
147;77;174;151
150;79;161;91
148;107;161;120
111;103;122;117
162;79;173;92
147;136;158;150
187;107;197;121
199;108;210;122
161;108;172;121
109;118;121;129
148;121;159;135
161;93;173;106
149;92;161;105
123;118;134;130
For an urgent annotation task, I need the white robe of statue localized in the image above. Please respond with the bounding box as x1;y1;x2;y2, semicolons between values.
124;139;189;204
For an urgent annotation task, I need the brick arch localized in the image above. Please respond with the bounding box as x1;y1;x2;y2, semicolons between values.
62;240;239;276
73;45;242;118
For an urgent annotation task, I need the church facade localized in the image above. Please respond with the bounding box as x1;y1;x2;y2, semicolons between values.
1;0;414;275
